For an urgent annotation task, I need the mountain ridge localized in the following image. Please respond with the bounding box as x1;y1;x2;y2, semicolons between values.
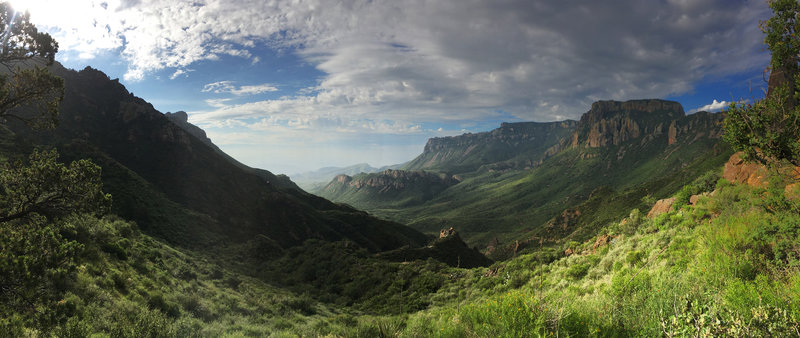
315;98;729;249
8;63;431;252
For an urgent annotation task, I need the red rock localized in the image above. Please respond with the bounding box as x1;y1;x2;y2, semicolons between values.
722;152;768;188
592;234;613;251
647;197;675;218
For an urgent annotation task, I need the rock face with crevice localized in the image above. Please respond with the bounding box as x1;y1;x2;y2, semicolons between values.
570;99;685;148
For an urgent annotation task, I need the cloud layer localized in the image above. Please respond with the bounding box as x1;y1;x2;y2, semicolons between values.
32;0;770;121
24;0;772;171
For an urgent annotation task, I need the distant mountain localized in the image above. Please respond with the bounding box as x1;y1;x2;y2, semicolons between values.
316;99;731;250
8;64;429;252
404;120;577;174
314;120;577;210
291;162;404;190
317;169;461;208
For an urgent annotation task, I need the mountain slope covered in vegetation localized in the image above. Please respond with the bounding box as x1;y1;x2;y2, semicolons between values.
317;99;732;252
4;0;800;336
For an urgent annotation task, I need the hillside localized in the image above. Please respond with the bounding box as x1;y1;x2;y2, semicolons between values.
1;62;494;335
290;162;406;190
318;169;461;208
404;120;578;174
7;64;430;252
371;154;800;336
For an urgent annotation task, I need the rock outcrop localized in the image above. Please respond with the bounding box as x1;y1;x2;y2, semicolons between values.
570;99;685;148
647;197;675;218
723;152;769;188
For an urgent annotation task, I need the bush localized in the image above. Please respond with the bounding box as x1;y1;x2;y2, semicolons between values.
566;263;590;280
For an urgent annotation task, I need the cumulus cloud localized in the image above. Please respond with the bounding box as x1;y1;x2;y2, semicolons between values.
30;0;770;123
690;99;729;113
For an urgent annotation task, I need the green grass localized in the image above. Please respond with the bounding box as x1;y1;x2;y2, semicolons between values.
5;152;800;337
383;171;800;337
321;114;732;250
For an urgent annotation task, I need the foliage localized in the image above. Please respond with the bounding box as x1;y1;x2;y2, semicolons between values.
724;0;800;167
0;3;58;64
0;2;64;129
259;239;449;315
724;84;800;167
0;149;109;333
0;214;81;333
0;148;110;223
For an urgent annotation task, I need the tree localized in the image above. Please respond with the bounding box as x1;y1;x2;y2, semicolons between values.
0;148;111;223
723;0;800;167
0;150;109;332
0;2;63;129
0;2;107;333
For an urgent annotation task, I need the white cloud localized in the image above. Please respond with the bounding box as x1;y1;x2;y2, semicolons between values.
170;68;193;79
202;81;278;96
23;0;773;171
26;0;771;121
690;99;728;113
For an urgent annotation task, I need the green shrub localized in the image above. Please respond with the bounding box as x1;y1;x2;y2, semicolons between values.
147;291;180;318
566;263;590;280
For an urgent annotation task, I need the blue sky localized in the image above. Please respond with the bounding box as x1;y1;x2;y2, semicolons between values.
16;0;771;175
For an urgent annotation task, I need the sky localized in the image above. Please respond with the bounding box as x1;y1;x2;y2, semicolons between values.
13;0;772;175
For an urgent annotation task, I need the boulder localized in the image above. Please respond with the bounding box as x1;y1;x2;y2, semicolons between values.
689;192;710;206
592;234;613;251
647;197;675;218
722;152;768;188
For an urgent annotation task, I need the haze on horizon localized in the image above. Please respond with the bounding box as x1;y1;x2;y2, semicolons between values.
15;0;770;174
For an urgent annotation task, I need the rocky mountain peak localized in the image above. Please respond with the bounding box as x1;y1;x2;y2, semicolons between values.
165;111;189;123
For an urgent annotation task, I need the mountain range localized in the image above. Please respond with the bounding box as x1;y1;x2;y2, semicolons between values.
290;162;404;191
6;64;433;253
315;99;731;252
6;60;796;337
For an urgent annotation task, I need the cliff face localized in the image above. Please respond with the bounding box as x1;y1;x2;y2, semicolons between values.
404;120;577;173
569;99;684;148
560;99;725;164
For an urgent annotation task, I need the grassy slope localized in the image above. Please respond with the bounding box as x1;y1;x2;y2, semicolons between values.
371;135;731;247
6;134;799;336
326;166;800;337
